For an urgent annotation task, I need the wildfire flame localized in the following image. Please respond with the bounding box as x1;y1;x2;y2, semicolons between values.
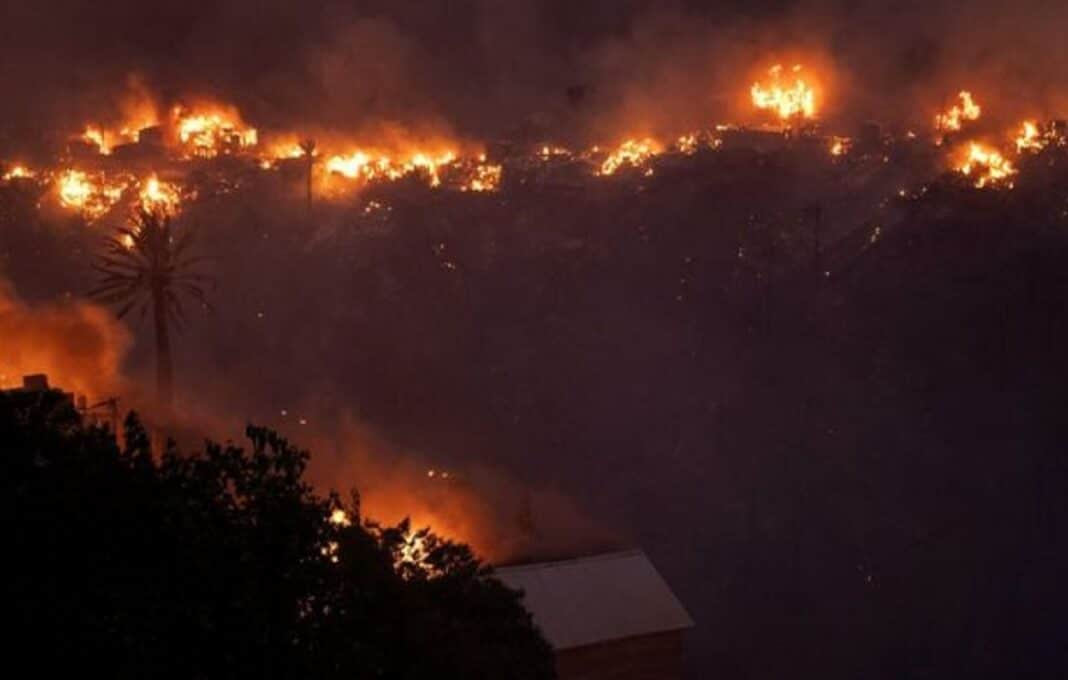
57;169;128;220
957;142;1016;188
138;175;182;215
173;106;258;158
325;149;457;187
829;136;851;156
462;159;502;192
598;138;661;175
936;91;981;132
750;64;817;121
1015;121;1047;153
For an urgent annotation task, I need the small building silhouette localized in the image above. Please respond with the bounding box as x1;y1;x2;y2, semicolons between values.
497;550;693;680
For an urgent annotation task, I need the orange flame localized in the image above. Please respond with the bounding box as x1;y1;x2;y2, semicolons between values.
751;64;817;121
138;175;182;215
957;142;1016;188
57;169;128;220
462;158;502;192
173;105;258;158
936;91;981;132
325;148;457;187
1015;121;1047;153
598;138;661;175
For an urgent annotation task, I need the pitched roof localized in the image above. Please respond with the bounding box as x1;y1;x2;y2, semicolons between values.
496;549;693;650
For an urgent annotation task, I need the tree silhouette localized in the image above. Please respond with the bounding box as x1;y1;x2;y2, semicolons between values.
90;210;211;408
300;138;317;217
2;392;554;679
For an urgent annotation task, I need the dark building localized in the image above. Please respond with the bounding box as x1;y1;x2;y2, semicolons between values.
497;550;693;680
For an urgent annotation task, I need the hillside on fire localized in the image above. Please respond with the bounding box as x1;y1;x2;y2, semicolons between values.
5;1;1068;678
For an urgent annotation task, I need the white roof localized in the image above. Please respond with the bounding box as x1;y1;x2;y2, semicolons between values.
496;549;693;650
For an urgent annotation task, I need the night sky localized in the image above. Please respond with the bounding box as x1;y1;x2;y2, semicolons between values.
3;1;1068;677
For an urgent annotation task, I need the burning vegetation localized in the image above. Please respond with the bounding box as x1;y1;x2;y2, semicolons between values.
956;143;1017;188
936;91;982;132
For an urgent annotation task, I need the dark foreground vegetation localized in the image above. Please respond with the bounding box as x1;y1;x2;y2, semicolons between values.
6;140;1068;677
1;391;553;679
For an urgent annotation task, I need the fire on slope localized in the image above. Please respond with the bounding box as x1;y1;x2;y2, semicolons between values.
936;91;981;132
597;138;662;175
750;64;817;121
324;148;458;187
956;142;1017;188
57;170;129;220
173;105;258;158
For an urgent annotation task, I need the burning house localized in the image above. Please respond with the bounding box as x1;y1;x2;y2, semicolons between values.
497;550;693;680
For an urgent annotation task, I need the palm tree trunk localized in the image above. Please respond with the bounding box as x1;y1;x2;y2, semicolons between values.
306;157;314;217
153;284;174;409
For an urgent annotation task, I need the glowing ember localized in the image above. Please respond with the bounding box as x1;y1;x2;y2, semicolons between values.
676;134;699;155
173;106;258;158
329;509;351;527
539;144;572;160
2;165;35;181
462;159;502;192
957;142;1016;188
829;136;852;156
138;175;182;215
751;64;817;121
598;138;661;175
57;169;127;220
936;91;981;132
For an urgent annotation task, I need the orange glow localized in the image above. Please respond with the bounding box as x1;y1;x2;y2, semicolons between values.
676;133;699;155
325;148;457;187
77;99;159;155
1015;121;1047;153
173;105;258;158
462;159;502;192
751;64;817;121
138;175;182;215
956;142;1016;188
0;282;129;399
81;126;114;155
329;509;352;527
57;169;128;220
829;136;851;156
936;91;981;132
2;165;35;181
539;144;572;160
598;138;661;175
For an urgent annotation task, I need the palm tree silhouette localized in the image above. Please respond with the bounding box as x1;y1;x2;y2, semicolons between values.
90;210;211;409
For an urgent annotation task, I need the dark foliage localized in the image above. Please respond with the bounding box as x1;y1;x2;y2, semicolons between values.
1;394;554;680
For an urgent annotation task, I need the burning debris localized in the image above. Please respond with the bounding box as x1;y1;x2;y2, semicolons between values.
956;142;1017;188
138;175;183;215
750;64;817;121
3;164;35;181
597;138;662;175
172;105;258;158
324;148;458;187
936;91;981;133
57;169;128;220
